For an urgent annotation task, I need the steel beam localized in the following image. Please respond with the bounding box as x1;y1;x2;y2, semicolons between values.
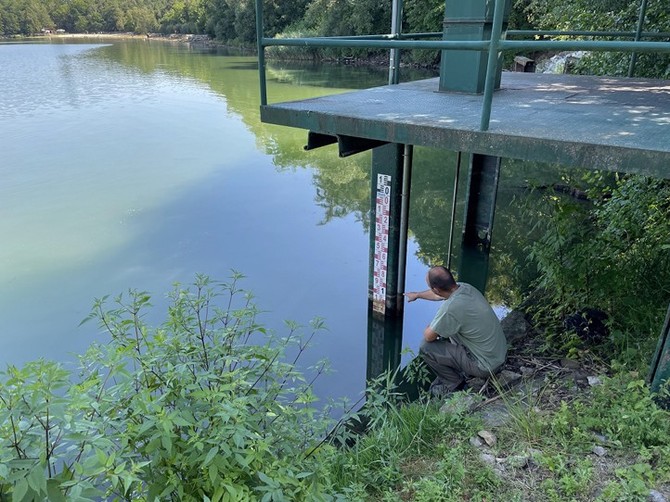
304;131;337;151
369;144;405;316
367;144;406;378
649;304;670;408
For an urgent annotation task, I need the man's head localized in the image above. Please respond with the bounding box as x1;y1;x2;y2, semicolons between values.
426;266;457;295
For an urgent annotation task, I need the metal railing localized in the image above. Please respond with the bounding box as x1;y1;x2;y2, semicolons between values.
255;0;670;131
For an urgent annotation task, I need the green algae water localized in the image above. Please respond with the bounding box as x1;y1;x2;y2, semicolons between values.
0;39;550;400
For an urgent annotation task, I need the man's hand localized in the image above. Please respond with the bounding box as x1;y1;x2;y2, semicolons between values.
404;292;420;302
404;289;444;302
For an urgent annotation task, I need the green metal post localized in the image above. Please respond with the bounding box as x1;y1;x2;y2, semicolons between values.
628;0;649;78
255;0;267;106
447;151;462;271
368;144;405;379
439;0;511;94
480;0;507;130
366;310;403;382
396;145;413;311
436;1;506;290
649;304;670;408
389;0;403;85
369;144;405;316
458;154;501;293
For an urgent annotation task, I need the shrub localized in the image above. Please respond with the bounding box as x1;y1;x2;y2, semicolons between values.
0;274;353;501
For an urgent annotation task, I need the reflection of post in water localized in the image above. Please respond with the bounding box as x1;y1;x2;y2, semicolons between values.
459;154;502;293
366;308;403;383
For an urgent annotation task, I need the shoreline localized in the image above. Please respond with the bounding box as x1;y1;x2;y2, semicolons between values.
1;32;214;45
1;32;436;69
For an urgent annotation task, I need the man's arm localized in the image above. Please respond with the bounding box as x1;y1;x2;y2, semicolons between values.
423;324;439;342
404;289;443;302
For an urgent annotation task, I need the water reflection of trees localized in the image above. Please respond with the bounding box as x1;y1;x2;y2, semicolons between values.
407;150;558;306
96;40;563;307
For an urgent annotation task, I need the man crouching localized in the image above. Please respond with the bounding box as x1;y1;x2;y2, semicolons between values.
405;266;507;395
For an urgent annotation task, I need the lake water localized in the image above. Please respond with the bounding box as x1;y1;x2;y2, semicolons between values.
0;39;553;402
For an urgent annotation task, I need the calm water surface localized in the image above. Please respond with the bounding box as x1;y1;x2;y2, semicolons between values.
0;39;550;400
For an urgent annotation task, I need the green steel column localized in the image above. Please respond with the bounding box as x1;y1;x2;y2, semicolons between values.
447;151;462;270
480;0;507;131
628;0;649;77
439;0;511;94
388;0;403;85
439;0;506;292
367;144;405;379
458;153;501;293
649;304;670;408
254;0;267;105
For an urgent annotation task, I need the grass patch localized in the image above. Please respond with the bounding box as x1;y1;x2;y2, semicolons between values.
326;370;670;501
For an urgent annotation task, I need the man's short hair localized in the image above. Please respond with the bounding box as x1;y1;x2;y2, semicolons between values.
428;266;457;291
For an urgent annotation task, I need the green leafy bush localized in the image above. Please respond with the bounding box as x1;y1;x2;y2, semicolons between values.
0;274;355;501
525;175;670;365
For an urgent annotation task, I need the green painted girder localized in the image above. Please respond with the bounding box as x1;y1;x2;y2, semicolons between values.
260;73;670;178
650;304;670;408
304;132;389;157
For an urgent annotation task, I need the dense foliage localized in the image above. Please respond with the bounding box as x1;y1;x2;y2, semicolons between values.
524;0;670;78
514;0;670;367
0;274;366;500
0;0;304;39
3;0;668;71
4;304;670;501
525;174;670;366
0;0;172;35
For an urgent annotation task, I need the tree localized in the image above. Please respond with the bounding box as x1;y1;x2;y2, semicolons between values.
19;0;53;34
125;6;158;33
203;0;235;40
0;1;22;35
526;0;670;78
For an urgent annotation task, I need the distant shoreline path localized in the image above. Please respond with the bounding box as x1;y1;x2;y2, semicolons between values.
1;32;213;44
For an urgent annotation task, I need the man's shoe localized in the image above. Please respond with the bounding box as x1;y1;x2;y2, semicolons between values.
429;378;466;397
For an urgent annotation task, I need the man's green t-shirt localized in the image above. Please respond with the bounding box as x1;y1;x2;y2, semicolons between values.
429;283;507;372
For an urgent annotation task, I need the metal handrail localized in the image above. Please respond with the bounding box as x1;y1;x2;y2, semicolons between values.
350;30;670;39
254;0;670;131
259;36;670;53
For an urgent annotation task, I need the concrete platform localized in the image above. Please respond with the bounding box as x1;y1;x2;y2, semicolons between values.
261;72;670;178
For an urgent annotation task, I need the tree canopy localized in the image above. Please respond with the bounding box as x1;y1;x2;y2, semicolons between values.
2;0;668;76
